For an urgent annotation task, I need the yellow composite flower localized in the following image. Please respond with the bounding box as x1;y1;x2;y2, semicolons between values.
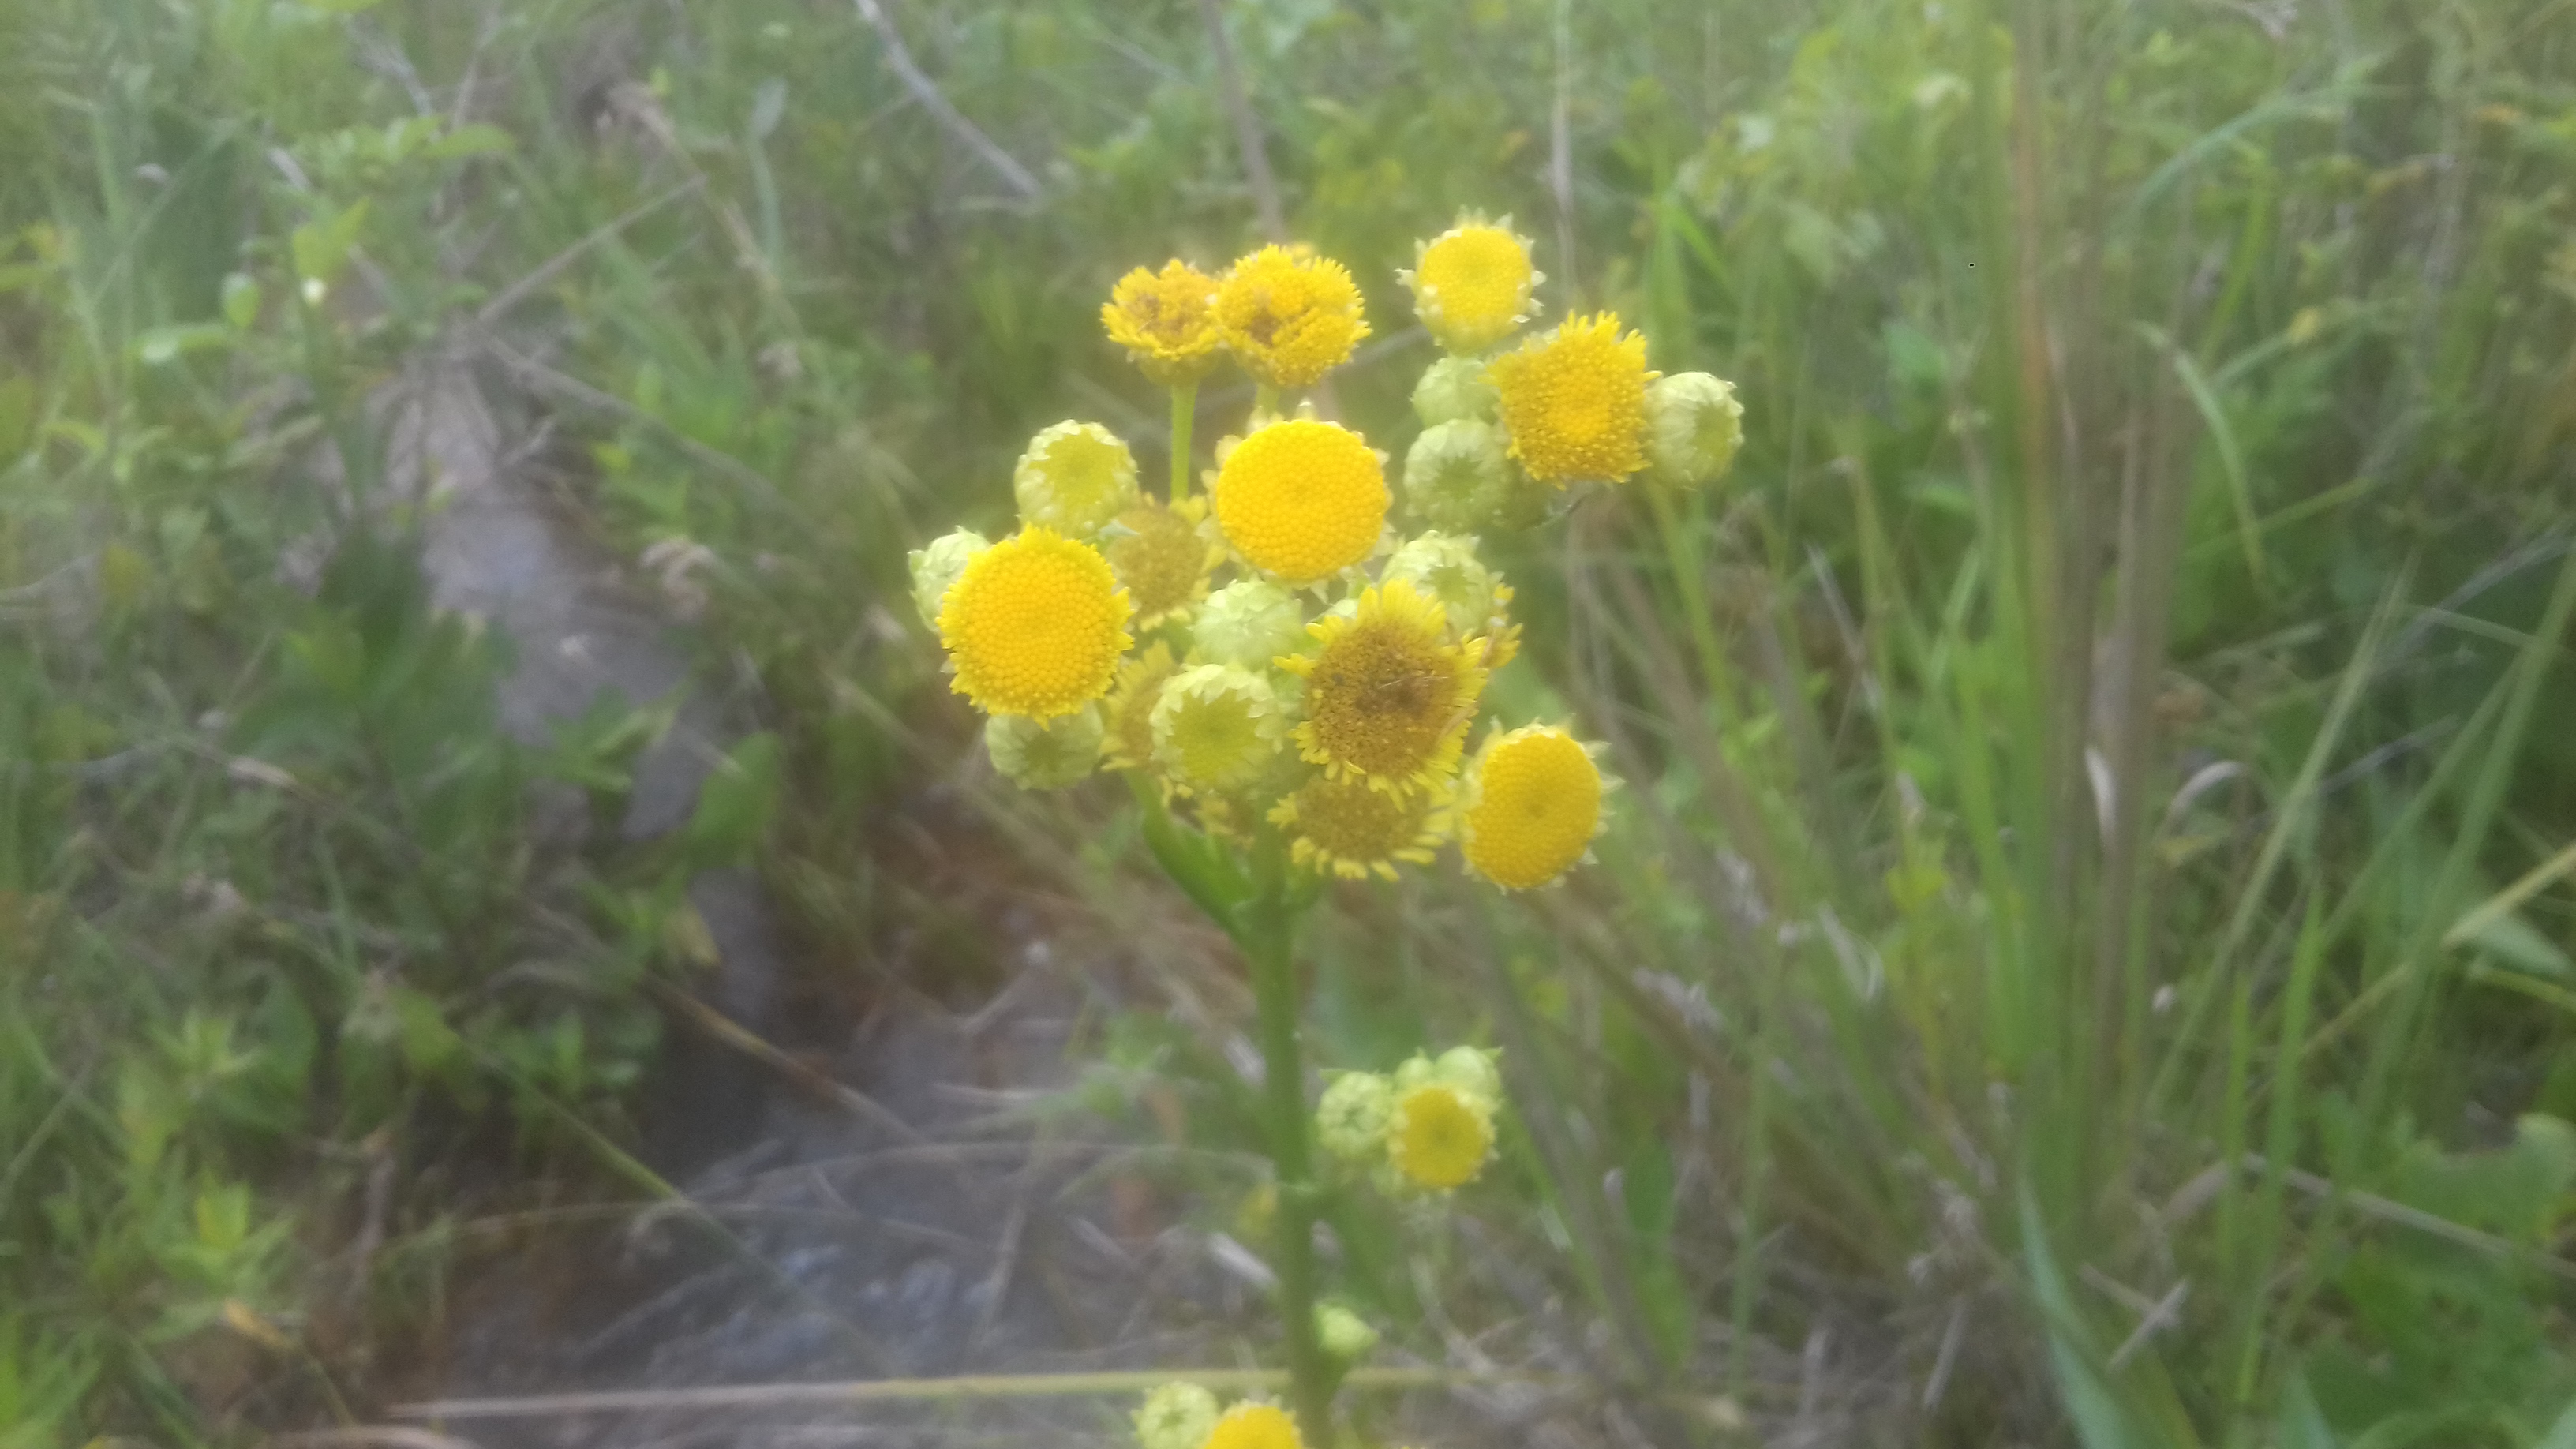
1104;497;1220;627
1014;421;1140;538
1458;724;1609;889
1103;260;1223;385
1102;642;1182;773
1149;663;1286;794
1279;579;1485;796
1211;419;1389;586
936;529;1133;721
1202;1402;1304;1449
1399;215;1541;354
1215;245;1370;390
1269;769;1451;881
1486;313;1656;486
1388;1081;1495;1191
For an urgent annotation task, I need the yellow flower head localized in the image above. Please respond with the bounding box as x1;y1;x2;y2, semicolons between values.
937;529;1134;721
984;705;1103;790
1150;663;1286;794
1399;215;1541;354
1015;421;1140;538
1103;260;1223;385
1269;769;1451;880
1486;313;1657;486
1102;642;1182;773
1211;419;1389;586
1203;1402;1303;1449
1279;579;1485;795
1458;724;1609;889
1215;245;1370;389
1389;1081;1495;1191
1106;497;1220;627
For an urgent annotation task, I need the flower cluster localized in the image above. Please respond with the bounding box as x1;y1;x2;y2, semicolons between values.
910;221;1738;892
1317;1046;1503;1193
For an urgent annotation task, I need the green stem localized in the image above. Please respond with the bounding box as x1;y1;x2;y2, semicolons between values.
1237;831;1335;1449
1170;381;1198;503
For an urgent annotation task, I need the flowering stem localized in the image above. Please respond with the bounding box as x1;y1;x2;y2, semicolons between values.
1170;381;1197;503
1236;830;1336;1449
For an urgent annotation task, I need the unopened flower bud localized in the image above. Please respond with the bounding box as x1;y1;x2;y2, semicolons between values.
1015;421;1140;537
1412;355;1499;426
1644;372;1744;489
1133;1382;1220;1449
908;527;989;626
1195;578;1309;671
985;705;1103;789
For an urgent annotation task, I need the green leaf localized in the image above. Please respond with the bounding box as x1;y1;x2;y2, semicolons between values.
683;732;783;866
291;197;371;286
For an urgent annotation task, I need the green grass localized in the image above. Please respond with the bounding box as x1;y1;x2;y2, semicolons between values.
4;0;2575;1443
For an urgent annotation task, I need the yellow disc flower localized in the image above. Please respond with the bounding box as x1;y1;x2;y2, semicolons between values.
937;529;1133;721
1015;421;1140;538
1388;1081;1495;1190
1105;497;1219;627
1399;215;1541;354
1203;1402;1303;1449
1215;245;1370;390
1270;769;1451;880
1103;260;1223;385
1150;664;1286;794
1280;579;1485;795
1211;419;1389;586
1458;724;1609;889
1102;642;1181;773
1486;313;1656;486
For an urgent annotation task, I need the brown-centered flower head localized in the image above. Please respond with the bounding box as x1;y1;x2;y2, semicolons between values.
1278;578;1485;796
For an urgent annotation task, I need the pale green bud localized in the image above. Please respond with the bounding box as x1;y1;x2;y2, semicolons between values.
1412;355;1499;426
985;705;1103;789
1194;578;1309;671
1402;419;1516;535
1133;1382;1220;1449
1150;665;1286;792
1315;1302;1380;1362
1381;533;1503;639
1014;421;1140;537
908;527;989;627
1393;1046;1503;1114
1314;1070;1395;1164
1644;372;1744;489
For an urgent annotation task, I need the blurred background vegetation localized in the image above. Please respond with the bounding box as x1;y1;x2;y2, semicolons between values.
3;0;2574;1443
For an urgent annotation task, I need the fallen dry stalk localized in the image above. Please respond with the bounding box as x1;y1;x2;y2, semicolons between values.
394;1367;1747;1429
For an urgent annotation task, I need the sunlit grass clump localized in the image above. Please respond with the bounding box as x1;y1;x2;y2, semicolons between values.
917;219;1739;1448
